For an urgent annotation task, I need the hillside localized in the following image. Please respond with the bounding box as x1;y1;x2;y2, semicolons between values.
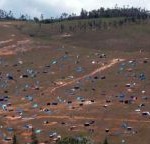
0;19;150;144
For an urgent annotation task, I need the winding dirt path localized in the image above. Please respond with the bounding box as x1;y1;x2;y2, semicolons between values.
44;58;124;95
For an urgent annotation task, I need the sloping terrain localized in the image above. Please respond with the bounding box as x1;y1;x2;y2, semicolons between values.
0;21;149;144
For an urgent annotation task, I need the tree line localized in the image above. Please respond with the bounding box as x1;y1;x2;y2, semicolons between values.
41;6;150;24
1;6;150;37
80;6;149;20
0;6;149;23
0;9;14;20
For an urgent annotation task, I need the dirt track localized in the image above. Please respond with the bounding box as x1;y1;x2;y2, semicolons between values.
44;58;124;95
0;39;31;56
0;39;13;45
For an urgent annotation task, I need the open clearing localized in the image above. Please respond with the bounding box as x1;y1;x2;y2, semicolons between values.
0;21;150;144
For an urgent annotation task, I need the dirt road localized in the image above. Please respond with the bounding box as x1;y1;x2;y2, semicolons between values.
44;58;124;95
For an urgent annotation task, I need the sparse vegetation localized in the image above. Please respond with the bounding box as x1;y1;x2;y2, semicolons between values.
31;129;39;144
57;136;93;144
0;4;150;144
12;134;17;144
103;138;108;144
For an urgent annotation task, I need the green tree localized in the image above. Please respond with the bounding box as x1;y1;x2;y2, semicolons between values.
80;8;88;19
34;17;39;23
31;128;38;144
57;136;93;144
12;134;17;144
103;138;108;144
